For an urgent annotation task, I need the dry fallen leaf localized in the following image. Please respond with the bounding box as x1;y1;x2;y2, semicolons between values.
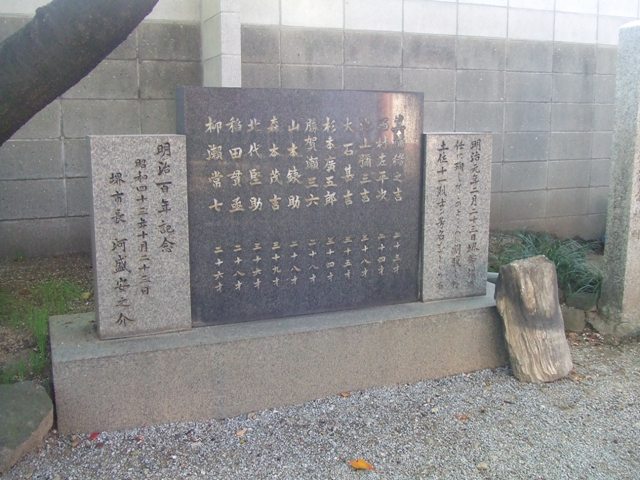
81;291;92;301
88;431;100;441
454;413;470;422
235;428;247;437
569;370;586;382
70;435;81;448
339;391;351;398
348;458;375;471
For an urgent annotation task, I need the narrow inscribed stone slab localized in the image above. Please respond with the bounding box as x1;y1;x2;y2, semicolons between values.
177;87;423;325
90;135;191;339
601;21;640;336
422;133;492;302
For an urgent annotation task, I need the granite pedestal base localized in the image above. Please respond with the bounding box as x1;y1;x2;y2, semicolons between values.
51;284;506;434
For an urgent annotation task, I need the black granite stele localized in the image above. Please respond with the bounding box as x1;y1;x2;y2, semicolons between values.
177;87;423;326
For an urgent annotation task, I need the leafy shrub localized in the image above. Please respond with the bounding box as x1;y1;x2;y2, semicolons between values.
490;231;603;297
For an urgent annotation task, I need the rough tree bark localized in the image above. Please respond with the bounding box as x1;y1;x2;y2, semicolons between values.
0;0;159;146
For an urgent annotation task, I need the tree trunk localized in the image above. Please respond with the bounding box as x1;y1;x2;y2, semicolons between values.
495;255;573;383
0;0;159;146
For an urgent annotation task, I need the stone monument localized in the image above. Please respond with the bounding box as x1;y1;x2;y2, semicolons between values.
50;87;505;434
422;134;491;302
600;21;640;336
177;87;422;324
90;135;191;339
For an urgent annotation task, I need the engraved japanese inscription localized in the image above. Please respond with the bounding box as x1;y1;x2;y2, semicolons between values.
177;87;423;325
90;135;191;339
422;133;492;302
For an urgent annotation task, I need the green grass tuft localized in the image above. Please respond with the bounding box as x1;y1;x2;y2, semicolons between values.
0;279;83;384
490;231;603;298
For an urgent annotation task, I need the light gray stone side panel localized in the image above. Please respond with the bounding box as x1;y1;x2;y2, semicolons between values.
89;135;191;339
281;65;343;89
422;134;491;301
601;22;640;335
281;28;342;65
403;34;456;69
242;25;281;64
0;179;66;220
139;22;201;61
0;140;63;180
344;31;401;67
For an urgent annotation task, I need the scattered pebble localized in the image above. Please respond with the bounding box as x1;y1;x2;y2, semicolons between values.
4;341;640;479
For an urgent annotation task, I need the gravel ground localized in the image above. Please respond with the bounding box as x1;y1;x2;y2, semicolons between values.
5;339;640;480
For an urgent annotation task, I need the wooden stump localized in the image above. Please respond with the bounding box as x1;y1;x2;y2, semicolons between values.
495;255;573;382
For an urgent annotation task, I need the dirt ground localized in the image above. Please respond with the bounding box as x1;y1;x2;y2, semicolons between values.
0;253;94;297
0;254;94;372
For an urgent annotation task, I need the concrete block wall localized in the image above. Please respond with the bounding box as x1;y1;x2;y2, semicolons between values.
0;3;201;257
0;0;634;256
239;0;637;240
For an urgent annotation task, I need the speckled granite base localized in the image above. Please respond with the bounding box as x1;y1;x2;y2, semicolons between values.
50;284;506;433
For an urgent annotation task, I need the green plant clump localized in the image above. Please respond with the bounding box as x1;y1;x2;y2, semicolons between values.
0;279;82;384
490;231;603;298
